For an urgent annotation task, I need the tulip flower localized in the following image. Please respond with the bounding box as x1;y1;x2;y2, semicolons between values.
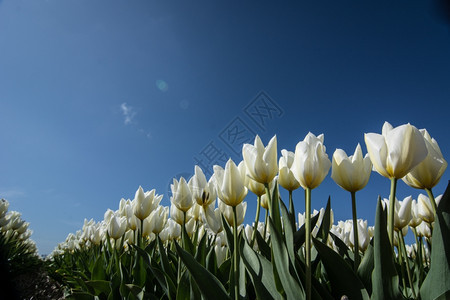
417;193;435;224
218;200;247;228
214;159;248;207
291;132;331;299
170;177;193;214
189;166;217;208
149;205;169;235
202;204;222;234
242;135;278;184
133;187;162;221
382;196;413;231
291;133;331;190
108;212;127;240
402;129;447;190
331;144;372;193
402;129;447;214
0;199;9;219
279;149;301;191
365;121;428;246
365;122;428;179
331;144;372;269
279;149;301;217
409;199;422;229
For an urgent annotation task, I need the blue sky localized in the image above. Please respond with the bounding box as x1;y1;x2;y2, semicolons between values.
1;0;449;255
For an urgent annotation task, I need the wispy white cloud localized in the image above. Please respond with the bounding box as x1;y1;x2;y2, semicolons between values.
120;102;136;125
0;188;26;200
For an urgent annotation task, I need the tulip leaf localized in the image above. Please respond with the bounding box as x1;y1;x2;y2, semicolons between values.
329;232;353;265
269;182;283;236
420;182;450;300
176;269;190;300
182;223;195;256
313;237;370;300
132;244;172;297
371;199;403;300
125;284;145;300
255;229;271;260
240;235;279;299
357;240;374;294
221;214;234;253
294;213;320;252
194;232;207;266
85;280;111;296
317;196;332;242
268;218;305;299
174;241;230;300
91;255;107;281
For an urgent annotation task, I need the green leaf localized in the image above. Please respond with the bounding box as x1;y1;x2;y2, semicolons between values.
125;284;145;300
66;291;95;300
294;212;320;252
269;182;283;237
174;241;230;300
240;236;279;299
420;182;450;300
357;240;374;294
268;218;305;299
221;213;234;253
255;229;271;260
313;237;370;300
317;196;332;241
176;269;190;300
85;280;111;296
371;199;403;300
194;231;208;266
182;223;195;256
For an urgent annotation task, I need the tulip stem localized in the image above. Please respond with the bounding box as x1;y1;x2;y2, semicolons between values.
351;191;360;271
425;188;437;215
289;190;296;226
232;205;239;300
305;187;312;300
251;196;261;248
399;231;417;299
388;177;398;248
263;209;268;240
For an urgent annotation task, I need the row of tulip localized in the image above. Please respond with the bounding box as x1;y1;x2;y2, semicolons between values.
0;197;41;294
49;121;449;299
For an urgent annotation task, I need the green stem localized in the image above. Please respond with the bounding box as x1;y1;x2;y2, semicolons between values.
388;178;398;248
140;219;144;248
305;187;312;300
351;191;360;271
263;209;268;240
251;196;261;247
400;231;417;299
289;190;296;227
396;232;407;294
425;188;437;216
232;205;239;300
264;183;273;217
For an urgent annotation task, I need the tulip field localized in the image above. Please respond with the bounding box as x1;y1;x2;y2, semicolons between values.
1;121;449;299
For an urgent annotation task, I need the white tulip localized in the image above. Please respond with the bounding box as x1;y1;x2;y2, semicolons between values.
364;122;428;179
